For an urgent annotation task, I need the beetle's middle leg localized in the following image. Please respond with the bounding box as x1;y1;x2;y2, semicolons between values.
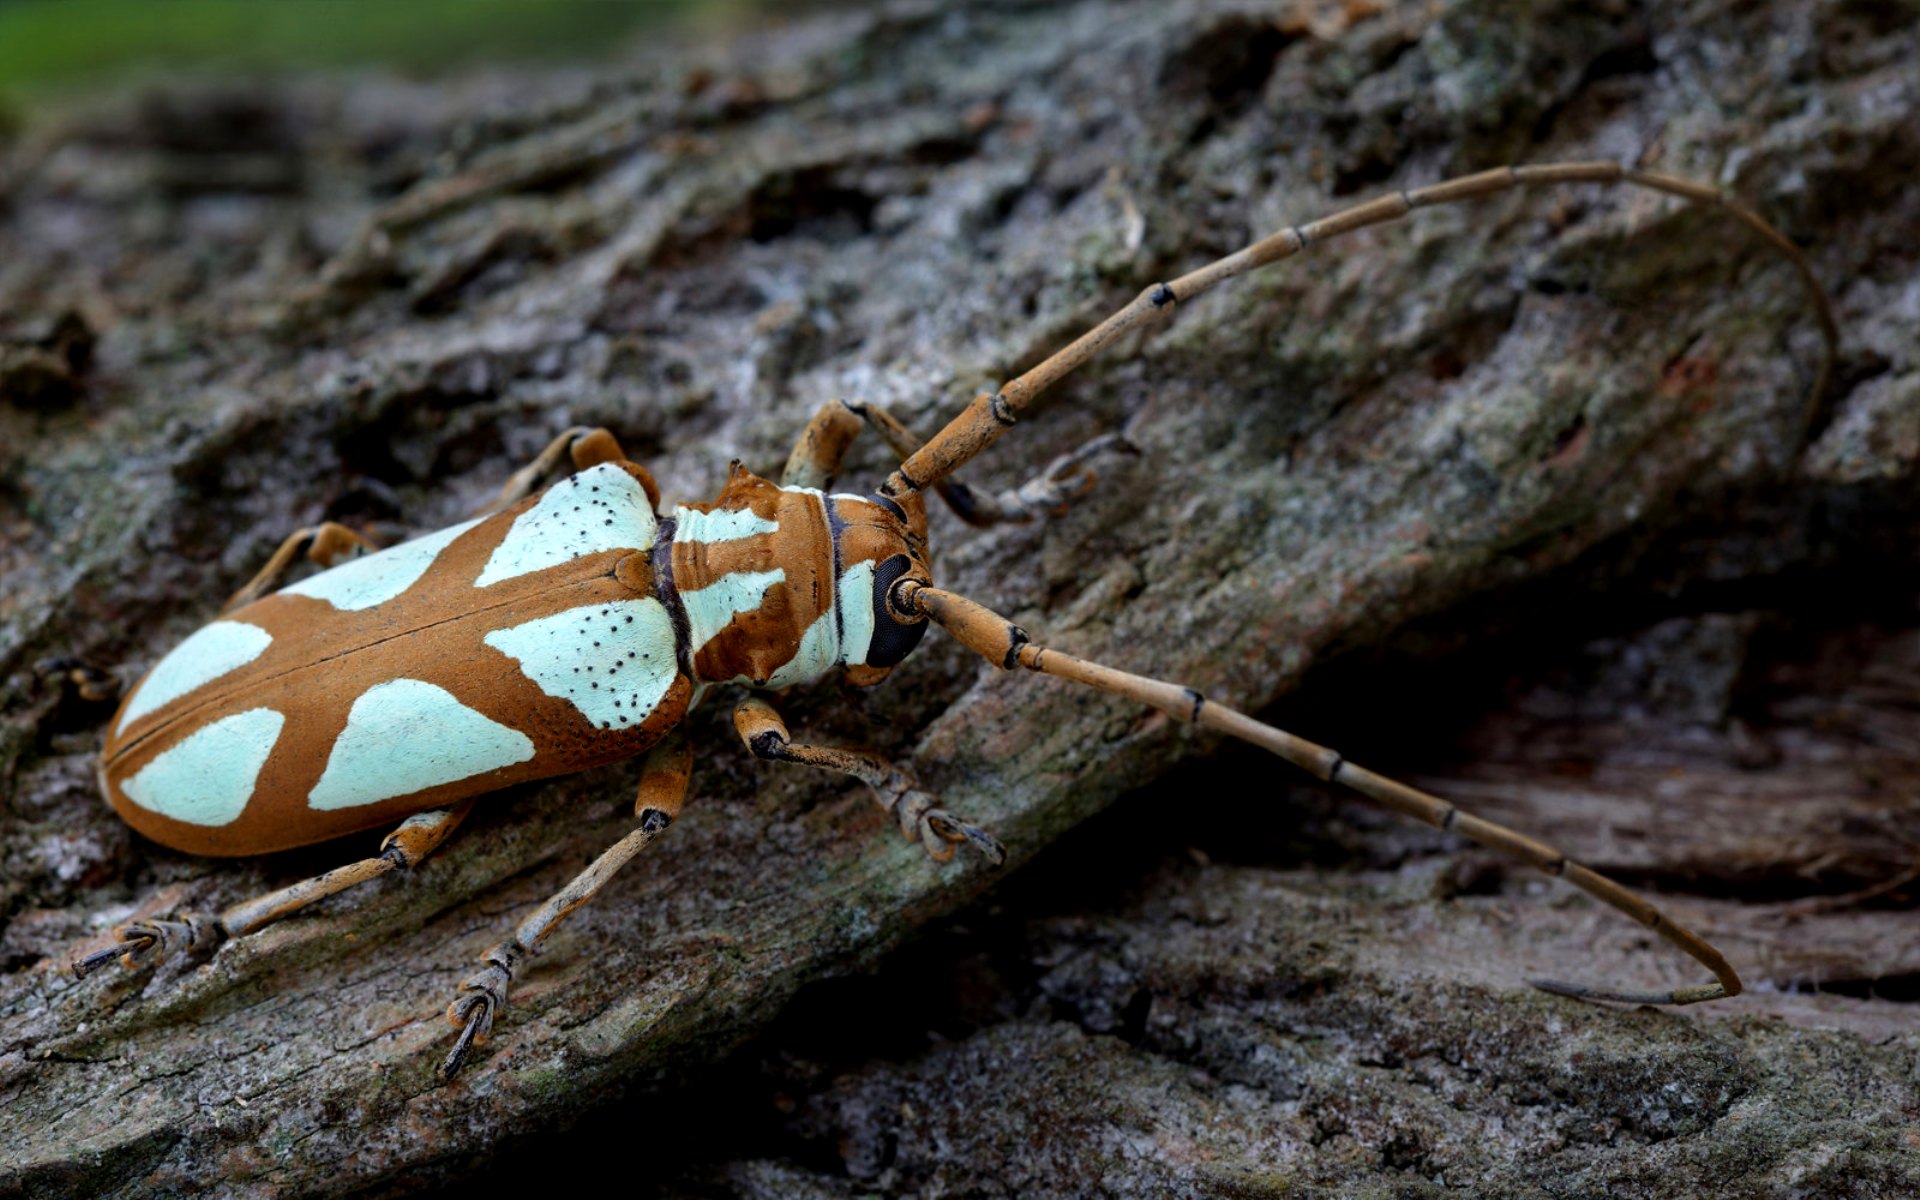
72;803;473;979
221;522;379;613
732;697;1006;865
491;425;660;511
779;396;1131;525
850;400;1135;527
440;725;692;1079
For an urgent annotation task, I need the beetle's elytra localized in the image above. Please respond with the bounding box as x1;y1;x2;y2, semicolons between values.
73;162;1838;1081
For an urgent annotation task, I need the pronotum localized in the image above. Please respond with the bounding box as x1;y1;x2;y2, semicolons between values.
70;162;1837;1080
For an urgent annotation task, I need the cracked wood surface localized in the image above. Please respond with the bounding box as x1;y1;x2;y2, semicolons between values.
1;0;1916;1195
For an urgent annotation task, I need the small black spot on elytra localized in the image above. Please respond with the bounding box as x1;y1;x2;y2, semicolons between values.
591;682;599;689
592;641;600;647
624;615;633;624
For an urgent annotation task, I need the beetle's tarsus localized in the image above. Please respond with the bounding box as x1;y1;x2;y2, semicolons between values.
941;430;1136;526
731;698;1005;866
1019;431;1135;515
891;787;1004;866
440;999;490;1081
847;402;1134;528
441;959;513;1080
923;809;1007;867
71;913;220;978
70;935;151;979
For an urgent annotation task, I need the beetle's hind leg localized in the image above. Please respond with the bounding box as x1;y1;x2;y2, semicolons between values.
851;400;1136;527
71;804;472;979
222;521;379;613
441;726;692;1080
732;697;1005;865
491;426;659;511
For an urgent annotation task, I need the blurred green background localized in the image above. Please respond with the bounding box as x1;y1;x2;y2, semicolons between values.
0;0;757;97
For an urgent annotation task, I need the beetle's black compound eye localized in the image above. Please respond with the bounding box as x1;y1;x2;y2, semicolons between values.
867;553;928;668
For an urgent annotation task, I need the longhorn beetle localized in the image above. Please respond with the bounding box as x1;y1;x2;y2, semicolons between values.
72;162;1837;1081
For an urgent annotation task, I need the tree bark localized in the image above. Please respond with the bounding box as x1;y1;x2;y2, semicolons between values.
1;0;1915;1195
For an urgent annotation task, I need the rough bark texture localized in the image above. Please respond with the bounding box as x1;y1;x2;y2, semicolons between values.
2;0;1916;1195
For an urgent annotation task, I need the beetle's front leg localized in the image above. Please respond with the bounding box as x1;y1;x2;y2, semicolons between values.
732;697;1005;865
781;398;865;489
72;804;473;979
849;400;1135;527
441;726;692;1080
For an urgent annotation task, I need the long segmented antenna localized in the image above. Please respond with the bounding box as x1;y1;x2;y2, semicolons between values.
877;161;1840;503
908;583;1741;1005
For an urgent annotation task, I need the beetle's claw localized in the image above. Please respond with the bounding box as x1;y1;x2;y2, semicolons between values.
441;961;512;1080
71;932;154;978
71;914;217;978
440;996;492;1081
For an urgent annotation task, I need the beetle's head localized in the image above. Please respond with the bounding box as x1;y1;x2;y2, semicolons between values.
830;488;931;686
